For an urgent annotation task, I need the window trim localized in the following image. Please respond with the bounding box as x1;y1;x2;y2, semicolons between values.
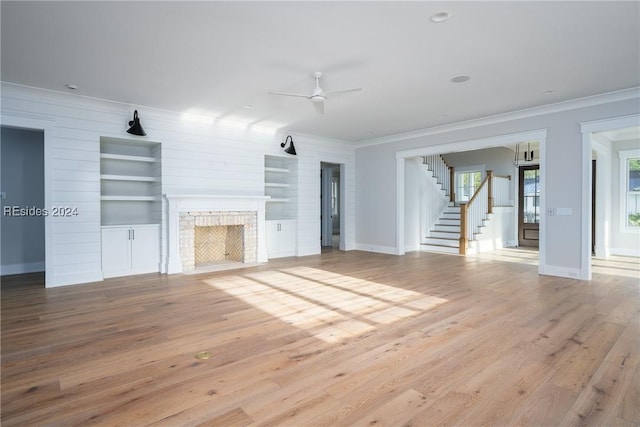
454;164;485;203
619;149;640;233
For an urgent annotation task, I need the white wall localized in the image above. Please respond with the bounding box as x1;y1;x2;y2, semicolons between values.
0;127;45;274
611;139;640;256
355;96;640;277
0;83;355;287
404;158;448;252
442;146;515;177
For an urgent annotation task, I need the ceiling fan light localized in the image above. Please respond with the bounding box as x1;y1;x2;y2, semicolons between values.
310;96;325;103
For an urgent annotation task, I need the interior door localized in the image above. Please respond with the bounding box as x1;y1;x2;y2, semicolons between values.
320;165;333;246
518;165;540;247
592;159;596;256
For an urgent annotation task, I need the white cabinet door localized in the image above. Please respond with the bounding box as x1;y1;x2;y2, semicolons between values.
130;225;159;274
278;221;296;256
102;224;159;278
101;227;132;278
266;220;296;259
266;220;280;258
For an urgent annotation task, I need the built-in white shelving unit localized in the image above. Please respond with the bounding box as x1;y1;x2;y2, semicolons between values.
100;137;162;226
100;136;162;278
264;155;297;221
264;155;297;258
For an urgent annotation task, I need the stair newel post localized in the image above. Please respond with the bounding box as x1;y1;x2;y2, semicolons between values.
459;202;468;255
449;166;455;203
487;170;494;214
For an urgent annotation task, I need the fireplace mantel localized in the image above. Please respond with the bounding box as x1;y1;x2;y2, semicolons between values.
164;194;270;274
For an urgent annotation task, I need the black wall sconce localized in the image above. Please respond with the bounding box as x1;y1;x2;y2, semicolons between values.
127;110;146;136
281;135;297;155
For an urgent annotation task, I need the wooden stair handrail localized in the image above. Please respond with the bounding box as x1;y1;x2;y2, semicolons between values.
459;170;493;255
449;166;455;203
459;203;468;255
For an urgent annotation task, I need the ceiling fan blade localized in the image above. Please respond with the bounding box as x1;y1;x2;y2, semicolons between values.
324;87;362;98
268;91;310;99
314;100;325;114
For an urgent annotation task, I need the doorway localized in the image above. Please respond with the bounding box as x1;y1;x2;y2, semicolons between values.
1;126;46;277
518;164;540;247
320;162;341;249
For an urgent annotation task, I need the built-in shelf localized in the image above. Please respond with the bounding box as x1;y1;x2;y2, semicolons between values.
100;153;157;163
101;195;159;201
264;155;297;221
265;167;290;173
100;137;162;226
100;174;158;182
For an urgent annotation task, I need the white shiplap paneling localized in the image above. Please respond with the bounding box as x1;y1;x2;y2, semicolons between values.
1;83;355;287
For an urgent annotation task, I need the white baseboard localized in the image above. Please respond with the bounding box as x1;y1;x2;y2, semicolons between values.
48;270;104;288
538;264;584;280
354;243;399;255
296;245;321;257
404;244;420;252
0;262;45;276
609;247;640;257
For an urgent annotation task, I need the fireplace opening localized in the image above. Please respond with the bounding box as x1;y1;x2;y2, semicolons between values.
194;225;244;268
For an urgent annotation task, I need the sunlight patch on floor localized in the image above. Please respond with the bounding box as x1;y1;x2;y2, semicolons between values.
466;247;539;266
468;248;639;279
204;267;448;343
592;255;640;279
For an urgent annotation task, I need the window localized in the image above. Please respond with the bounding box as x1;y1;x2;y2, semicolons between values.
331;178;339;216
455;171;482;202
620;149;640;230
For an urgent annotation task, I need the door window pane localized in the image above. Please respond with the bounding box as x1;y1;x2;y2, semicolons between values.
523;168;540;224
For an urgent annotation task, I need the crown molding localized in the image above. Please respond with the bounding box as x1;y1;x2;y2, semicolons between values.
356;87;640;149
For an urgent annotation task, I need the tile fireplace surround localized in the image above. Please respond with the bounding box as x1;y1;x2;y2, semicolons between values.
164;195;269;274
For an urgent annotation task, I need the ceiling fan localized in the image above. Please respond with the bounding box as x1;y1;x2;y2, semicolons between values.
268;71;362;114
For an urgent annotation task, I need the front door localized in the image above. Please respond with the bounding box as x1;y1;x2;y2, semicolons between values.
518;165;540;247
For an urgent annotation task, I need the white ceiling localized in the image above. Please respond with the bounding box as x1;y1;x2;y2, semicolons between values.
2;1;639;143
596;126;640;142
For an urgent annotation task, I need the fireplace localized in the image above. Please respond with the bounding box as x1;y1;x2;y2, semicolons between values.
164;195;269;274
179;210;256;272
195;225;244;265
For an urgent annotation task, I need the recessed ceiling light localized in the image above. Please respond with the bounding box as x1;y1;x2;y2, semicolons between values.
65;84;78;90
244;104;253;109
430;11;450;23
451;75;470;83
543;90;555;95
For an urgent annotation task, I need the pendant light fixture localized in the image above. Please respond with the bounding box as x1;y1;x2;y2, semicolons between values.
126;110;146;136
281;135;297;155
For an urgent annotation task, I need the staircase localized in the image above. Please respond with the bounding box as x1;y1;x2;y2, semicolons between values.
418;154;490;255
419;160;513;255
421;204;486;254
418;155;460;254
422;203;461;254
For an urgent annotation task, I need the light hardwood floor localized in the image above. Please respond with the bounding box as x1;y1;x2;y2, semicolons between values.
2;250;639;426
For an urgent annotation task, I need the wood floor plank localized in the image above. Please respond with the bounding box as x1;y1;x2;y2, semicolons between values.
1;249;638;426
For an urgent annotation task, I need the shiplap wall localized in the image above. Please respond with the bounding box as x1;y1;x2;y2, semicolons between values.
1;83;355;287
